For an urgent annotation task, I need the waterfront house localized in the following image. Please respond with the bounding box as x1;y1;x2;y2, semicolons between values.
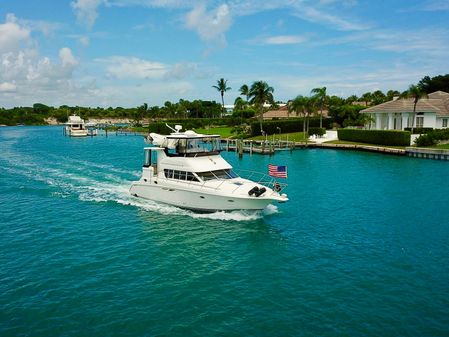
360;91;449;130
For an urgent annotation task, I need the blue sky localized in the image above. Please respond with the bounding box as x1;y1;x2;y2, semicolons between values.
0;0;448;108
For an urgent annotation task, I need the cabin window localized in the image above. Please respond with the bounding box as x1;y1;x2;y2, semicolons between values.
416;116;424;128
164;169;199;182
197;169;238;181
164;169;174;179
186;172;199;182
443;119;448;127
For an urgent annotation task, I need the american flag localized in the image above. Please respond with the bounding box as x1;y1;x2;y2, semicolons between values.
268;164;287;178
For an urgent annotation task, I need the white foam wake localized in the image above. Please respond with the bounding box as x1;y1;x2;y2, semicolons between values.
3;148;277;221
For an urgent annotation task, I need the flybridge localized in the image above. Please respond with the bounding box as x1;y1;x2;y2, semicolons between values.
151;124;222;156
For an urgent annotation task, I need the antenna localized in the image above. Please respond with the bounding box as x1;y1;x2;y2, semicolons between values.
165;124;183;133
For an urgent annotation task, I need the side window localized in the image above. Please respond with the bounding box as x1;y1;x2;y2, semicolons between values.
164;169;174;179
187;172;199;182
443;119;448;127
179;171;187;180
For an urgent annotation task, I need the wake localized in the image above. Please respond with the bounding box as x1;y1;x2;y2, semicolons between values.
2;151;276;221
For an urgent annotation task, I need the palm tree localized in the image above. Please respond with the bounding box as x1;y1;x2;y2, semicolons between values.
248;81;274;135
239;84;250;102
289;95;316;137
234;96;247;111
212;78;231;117
407;84;428;134
311;86;326;128
361;92;372;106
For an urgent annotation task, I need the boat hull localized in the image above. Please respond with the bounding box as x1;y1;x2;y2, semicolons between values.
129;182;276;212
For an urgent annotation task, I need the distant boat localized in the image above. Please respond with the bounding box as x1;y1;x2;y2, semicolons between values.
130;125;288;212
65;115;88;137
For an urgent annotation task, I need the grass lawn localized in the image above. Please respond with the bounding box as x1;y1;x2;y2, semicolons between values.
433;143;449;149
247;132;307;142
325;140;407;149
194;126;234;138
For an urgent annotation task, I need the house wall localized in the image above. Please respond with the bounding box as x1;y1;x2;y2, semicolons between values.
436;117;449;128
369;112;440;130
420;112;436;128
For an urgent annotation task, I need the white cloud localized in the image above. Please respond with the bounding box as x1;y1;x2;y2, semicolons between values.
0;82;16;92
422;0;449;11
97;56;167;79
299;6;368;31
109;0;194;8
0;14;31;54
59;47;79;68
263;35;307;45
71;0;106;28
79;36;90;46
185;4;232;46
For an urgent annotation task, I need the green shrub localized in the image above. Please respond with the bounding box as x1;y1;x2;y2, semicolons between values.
414;128;449;146
337;129;411;146
308;127;326;136
415;134;436;146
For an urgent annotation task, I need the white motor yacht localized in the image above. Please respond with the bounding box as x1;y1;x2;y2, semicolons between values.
65;115;88;137
130;125;288;212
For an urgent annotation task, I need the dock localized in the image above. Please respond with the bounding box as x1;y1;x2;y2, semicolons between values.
221;139;406;156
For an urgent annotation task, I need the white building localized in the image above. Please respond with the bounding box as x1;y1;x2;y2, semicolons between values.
361;91;449;131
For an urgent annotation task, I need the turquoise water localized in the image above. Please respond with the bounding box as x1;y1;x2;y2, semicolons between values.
1;126;449;336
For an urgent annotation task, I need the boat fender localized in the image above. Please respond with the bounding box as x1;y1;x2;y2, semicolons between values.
273;182;282;192
248;186;259;196
255;187;267;197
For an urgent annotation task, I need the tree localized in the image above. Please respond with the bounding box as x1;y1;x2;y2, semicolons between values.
311;86;326;128
361;92;372;106
407;84;428;134
234;96;246;111
345;95;358;104
289;95;316;135
418;74;449;93
239;84;250;102
212;78;231;117
371;90;386;105
248;81;274;135
386;90;400;101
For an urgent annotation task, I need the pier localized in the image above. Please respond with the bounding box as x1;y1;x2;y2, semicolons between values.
222;139;407;156
222;139;297;156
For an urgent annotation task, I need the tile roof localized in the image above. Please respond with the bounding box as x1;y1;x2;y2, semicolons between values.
262;105;329;119
361;91;449;116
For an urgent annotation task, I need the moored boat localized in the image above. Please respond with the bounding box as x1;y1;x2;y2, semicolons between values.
65;115;88;137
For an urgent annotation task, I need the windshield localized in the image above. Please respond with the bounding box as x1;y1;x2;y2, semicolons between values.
171;137;221;154
197;169;238;181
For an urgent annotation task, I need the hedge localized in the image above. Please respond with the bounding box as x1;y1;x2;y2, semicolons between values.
404;127;434;134
337;129;411;146
250;118;333;136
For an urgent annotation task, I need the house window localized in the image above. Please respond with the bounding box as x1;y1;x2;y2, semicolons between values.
416;116;424;128
443;119;448;128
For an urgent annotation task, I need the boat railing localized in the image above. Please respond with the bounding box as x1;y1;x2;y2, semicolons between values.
235;169;288;192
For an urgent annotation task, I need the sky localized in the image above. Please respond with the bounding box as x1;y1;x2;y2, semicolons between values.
0;0;448;108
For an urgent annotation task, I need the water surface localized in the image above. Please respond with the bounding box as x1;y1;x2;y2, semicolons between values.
1;126;448;336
